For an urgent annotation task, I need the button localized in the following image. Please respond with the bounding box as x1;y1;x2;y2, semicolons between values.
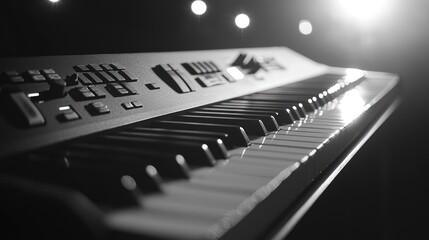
89;86;106;98
78;74;93;85
5;71;19;77
74;65;90;72
196;62;209;74
87;102;110;115
145;82;160;90
202;62;215;73
97;71;115;83
87;64;103;72
31;75;46;82
119;70;138;81
131;101;143;108
195;74;225;87
86;72;103;84
100;64;114;71
182;63;200;75
9;76;25;83
109;71;126;81
41;69;56;75
122;82;138;95
208;61;220;72
46;74;62;81
191;62;203;74
122;102;134;110
8;90;45;127
27;70;41;76
48;79;67;98
110;63;126;70
58;107;80;122
106;83;128;97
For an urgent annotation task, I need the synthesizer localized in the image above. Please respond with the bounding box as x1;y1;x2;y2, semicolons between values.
0;47;400;240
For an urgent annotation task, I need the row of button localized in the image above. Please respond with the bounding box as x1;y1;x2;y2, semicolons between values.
1;69;61;84
74;63;125;72
122;101;143;110
106;83;138;97
78;70;137;85
182;61;220;75
71;86;106;101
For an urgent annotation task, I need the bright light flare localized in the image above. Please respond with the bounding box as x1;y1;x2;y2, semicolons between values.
235;13;250;29
336;0;389;22
191;0;207;16
338;89;366;123
49;0;60;3
299;20;313;35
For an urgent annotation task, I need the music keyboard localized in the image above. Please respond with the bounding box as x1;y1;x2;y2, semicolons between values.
0;47;400;240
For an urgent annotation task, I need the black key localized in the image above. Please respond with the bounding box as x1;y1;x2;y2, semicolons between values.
115;131;229;160
130;127;233;149
95;134;216;166
228;100;307;118
211;103;295;124
238;94;316;112
173;115;268;136
188;110;280;132
64;143;190;179
198;107;287;125
150;121;251;147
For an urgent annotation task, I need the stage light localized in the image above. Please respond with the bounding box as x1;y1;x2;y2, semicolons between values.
235;13;250;29
299;20;313;35
191;0;207;16
49;0;60;3
335;0;389;23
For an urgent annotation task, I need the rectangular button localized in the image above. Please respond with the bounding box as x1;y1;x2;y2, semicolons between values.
109;71;126;81
86;73;103;84
122;83;138;95
74;65;90;72
119;70;138;81
97;71;115;83
87;64;103;72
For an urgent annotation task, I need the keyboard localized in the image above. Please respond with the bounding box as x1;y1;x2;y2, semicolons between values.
0;47;400;240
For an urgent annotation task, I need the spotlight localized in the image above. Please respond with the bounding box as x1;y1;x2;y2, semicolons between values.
299;20;313;35
235;13;250;29
191;0;207;16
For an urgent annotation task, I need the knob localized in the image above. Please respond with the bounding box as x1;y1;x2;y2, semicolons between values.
48;79;67;98
231;53;261;74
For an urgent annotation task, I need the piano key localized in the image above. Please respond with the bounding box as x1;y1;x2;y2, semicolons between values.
96;134;217;166
210;103;295;124
65;143;190;179
114;131;229;160
196;107;285;125
237;95;316;112
129;127;233;149
188;110;280;132
231;145;314;158
227;100;306;118
265;133;329;144
150;121;251;147
173;115;268;136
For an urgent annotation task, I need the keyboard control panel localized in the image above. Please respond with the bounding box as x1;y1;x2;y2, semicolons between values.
1;47;340;158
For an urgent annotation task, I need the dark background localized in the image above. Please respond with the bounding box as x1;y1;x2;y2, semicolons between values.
1;0;428;239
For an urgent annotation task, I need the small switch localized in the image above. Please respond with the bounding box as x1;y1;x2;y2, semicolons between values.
58;106;80;122
131;101;143;108
74;65;90;72
122;102;134;110
146;82;160;90
87;102;110;115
